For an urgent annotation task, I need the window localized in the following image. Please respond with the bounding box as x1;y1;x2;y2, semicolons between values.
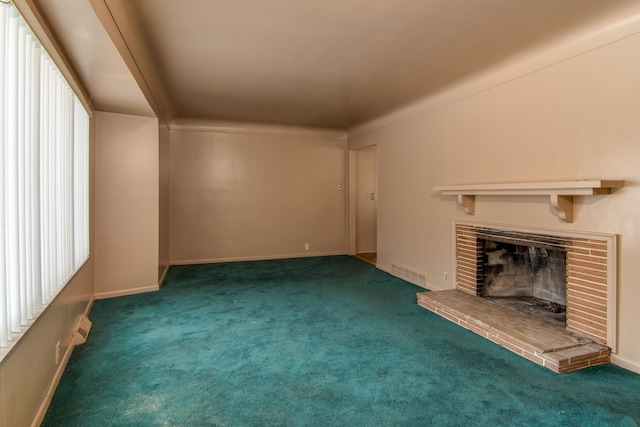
0;2;90;353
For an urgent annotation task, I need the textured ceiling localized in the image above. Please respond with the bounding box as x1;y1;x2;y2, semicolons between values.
36;0;640;129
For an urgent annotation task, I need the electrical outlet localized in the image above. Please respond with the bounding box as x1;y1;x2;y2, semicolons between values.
443;272;448;281
305;243;310;251
55;341;61;365
338;183;343;191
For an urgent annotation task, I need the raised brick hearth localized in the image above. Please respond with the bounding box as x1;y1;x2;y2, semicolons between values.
417;290;610;373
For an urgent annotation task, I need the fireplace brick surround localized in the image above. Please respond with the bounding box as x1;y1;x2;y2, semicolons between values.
417;220;617;373
454;222;615;347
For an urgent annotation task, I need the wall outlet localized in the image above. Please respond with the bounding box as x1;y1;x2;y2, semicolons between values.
305;243;310;251
55;341;61;365
443;272;448;281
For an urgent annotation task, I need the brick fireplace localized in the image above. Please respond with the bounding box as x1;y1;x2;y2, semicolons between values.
454;220;617;350
417;220;617;372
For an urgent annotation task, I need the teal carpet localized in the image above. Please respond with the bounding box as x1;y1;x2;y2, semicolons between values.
43;256;640;426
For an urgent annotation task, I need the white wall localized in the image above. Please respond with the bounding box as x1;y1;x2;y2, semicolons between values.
349;19;640;372
94;112;160;298
170;122;348;263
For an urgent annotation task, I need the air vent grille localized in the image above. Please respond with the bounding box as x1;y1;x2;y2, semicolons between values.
391;262;428;288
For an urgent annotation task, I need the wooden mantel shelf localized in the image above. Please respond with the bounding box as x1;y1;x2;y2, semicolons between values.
433;180;624;223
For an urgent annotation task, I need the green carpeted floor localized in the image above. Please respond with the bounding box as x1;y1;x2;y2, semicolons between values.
42;256;640;426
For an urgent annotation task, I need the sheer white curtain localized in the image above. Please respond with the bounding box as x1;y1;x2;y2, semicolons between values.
0;3;90;351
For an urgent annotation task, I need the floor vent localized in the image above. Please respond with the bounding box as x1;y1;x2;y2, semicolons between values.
391;262;428;288
73;315;92;345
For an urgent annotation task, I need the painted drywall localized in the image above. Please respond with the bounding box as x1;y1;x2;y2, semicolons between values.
170;123;348;263
158;125;170;285
0;173;94;426
349;26;640;372
94;111;160;298
350;21;640;372
0;262;94;427
355;146;378;254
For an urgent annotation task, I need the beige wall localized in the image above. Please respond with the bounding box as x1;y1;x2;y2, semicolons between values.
170;123;348;263
158;125;171;284
0;263;94;427
349;26;640;372
355;146;378;254
94;111;160;298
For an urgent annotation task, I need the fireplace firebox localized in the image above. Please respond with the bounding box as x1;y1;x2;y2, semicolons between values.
480;239;567;326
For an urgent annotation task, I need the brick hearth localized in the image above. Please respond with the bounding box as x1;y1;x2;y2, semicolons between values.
417;290;610;373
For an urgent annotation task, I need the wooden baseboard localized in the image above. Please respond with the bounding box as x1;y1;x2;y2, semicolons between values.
170;251;348;266
94;285;159;300
610;354;640;375
158;264;170;289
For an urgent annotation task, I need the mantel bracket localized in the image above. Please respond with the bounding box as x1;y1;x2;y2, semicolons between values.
550;195;573;223
457;194;475;215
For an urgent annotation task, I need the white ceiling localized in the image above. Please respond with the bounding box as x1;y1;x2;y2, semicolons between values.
35;0;640;129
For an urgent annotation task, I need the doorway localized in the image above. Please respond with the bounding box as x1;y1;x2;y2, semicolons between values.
353;146;378;265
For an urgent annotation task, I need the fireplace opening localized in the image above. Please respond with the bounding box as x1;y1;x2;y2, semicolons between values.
480;239;567;327
455;222;615;348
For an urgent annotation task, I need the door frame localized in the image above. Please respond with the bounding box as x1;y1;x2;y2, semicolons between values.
348;146;378;255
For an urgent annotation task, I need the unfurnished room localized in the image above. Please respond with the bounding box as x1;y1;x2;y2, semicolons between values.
1;0;640;425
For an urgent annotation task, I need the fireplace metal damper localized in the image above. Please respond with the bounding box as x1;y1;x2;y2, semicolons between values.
417;221;617;373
